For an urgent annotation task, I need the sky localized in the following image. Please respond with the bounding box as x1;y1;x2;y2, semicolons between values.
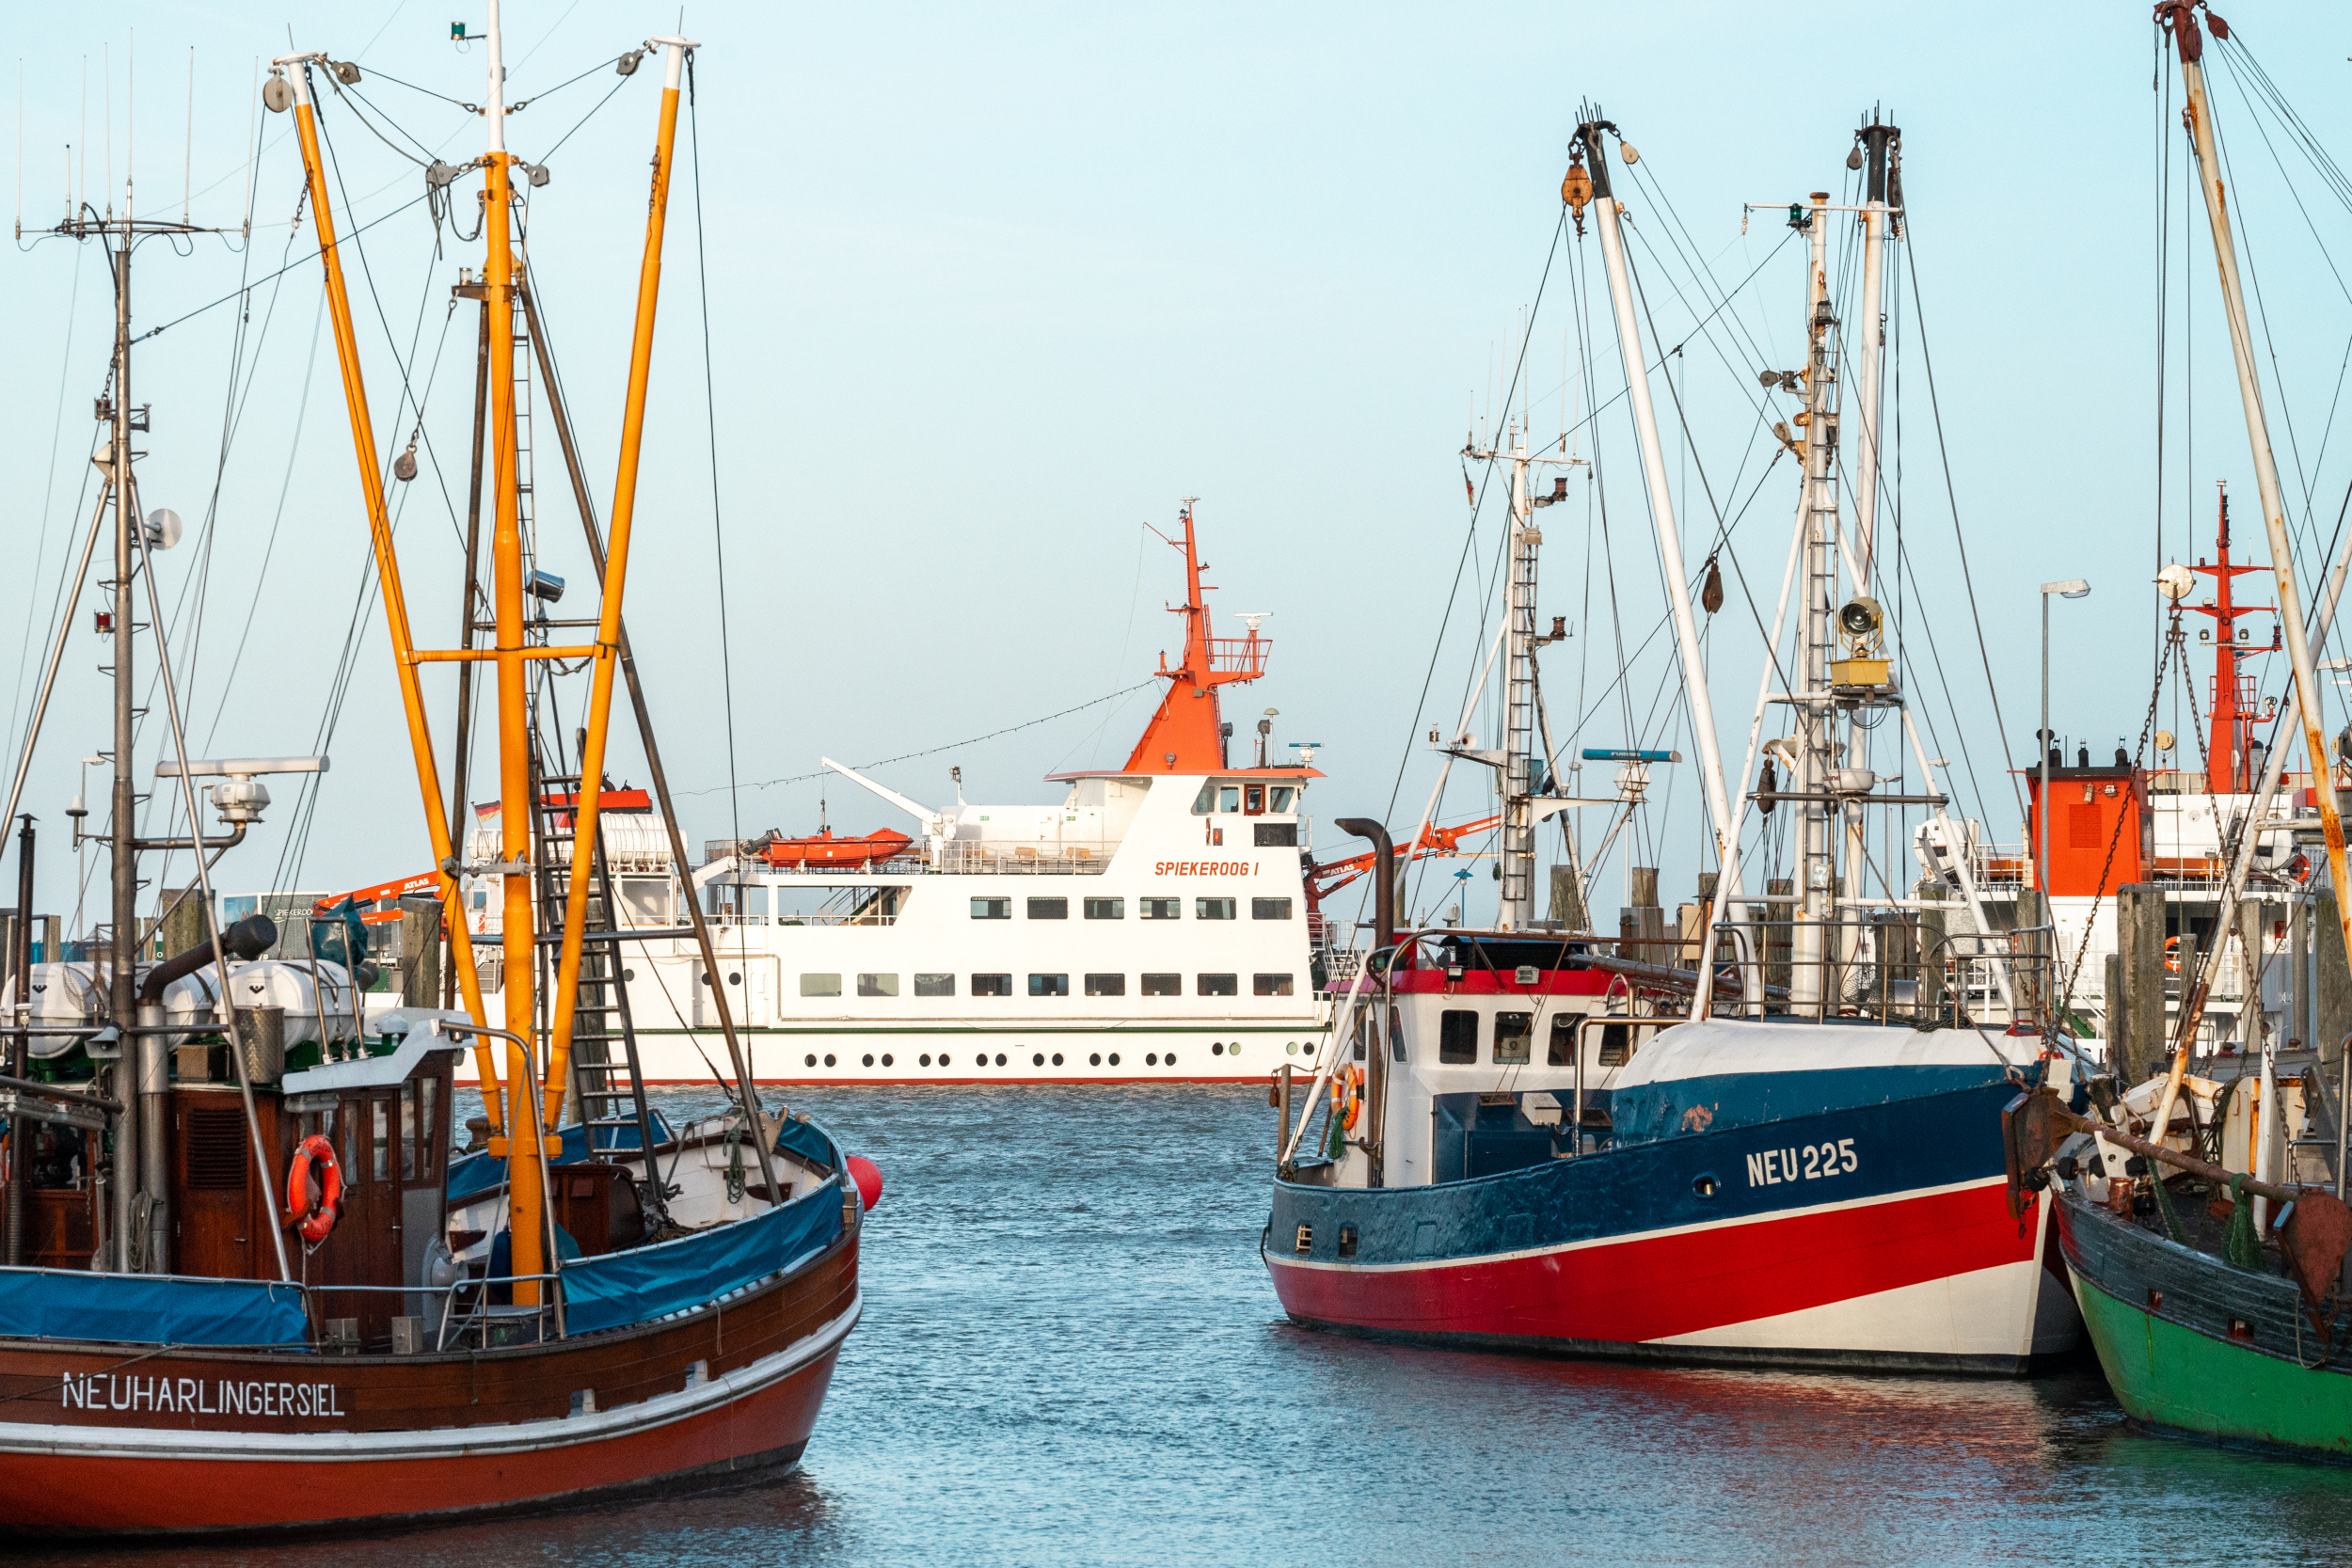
3;1;2350;942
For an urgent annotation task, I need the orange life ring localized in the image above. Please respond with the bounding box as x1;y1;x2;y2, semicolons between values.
287;1133;342;1245
1330;1064;1364;1132
2164;936;2181;974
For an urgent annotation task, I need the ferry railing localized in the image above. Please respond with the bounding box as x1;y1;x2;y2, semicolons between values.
930;842;1115;875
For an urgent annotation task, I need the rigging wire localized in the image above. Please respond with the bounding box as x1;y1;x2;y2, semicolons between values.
685;54;745;859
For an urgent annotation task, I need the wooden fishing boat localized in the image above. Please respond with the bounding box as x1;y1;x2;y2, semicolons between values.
0;12;875;1535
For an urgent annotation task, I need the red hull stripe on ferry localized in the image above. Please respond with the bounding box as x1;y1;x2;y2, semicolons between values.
0;1350;840;1535
1269;1182;2038;1345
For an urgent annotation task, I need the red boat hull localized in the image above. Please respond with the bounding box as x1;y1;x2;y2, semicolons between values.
0;1339;843;1536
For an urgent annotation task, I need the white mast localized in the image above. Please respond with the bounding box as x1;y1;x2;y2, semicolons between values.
1575;114;1749;964
1790;189;1840;1011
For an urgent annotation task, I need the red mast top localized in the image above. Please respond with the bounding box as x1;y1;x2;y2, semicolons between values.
1120;501;1271;773
2187;482;2277;793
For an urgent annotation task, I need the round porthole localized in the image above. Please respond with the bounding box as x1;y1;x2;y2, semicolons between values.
1692;1173;1719;1199
939;1053;951;1066
1285;1041;1297;1055
622;968;636;982
920;1053;932;1067
1052;1053;1064;1066
862;1053;875;1068
994;1053;1007;1067
882;1053;894;1067
1228;1041;1241;1056
1032;1053;1045;1066
803;1053;817;1068
1107;1052;1120;1066
1165;1053;1175;1066
728;972;742;986
1212;1042;1224;1055
823;1053;837;1068
1146;1053;1158;1066
1089;1053;1102;1066
699;973;710;987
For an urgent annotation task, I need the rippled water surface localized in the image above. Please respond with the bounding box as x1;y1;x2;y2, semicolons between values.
24;1084;2352;1566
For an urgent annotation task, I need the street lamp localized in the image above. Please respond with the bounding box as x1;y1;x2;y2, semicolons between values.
2040;579;2092;900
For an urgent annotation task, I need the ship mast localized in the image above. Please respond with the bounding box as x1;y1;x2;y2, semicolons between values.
2187;484;2273;794
2153;0;2352;1112
1573;114;1750;961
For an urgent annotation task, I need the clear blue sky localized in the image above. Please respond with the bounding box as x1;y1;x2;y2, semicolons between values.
3;2;2348;934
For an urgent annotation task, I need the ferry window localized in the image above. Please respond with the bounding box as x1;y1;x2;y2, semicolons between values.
1244;784;1264;816
1252;897;1293;920
915;973;956;997
1141;974;1181;996
1253;822;1297;847
1086;974;1126;996
1438;1010;1478;1065
1494;1012;1532;1065
1196;897;1236;921
372;1097;391;1181
1219;786;1242;813
1085;897;1125;920
970;897;1010;920
619;878;669;926
972;974;1012;997
1269;786;1296;813
1190;782;1217;814
1029;974;1070;997
802;974;843;997
470;888;488;910
1027;896;1068;920
1391;1005;1406;1063
1140;898;1181;920
858;973;899;997
399;1083;419;1180
1199;974;1239;997
1548;1012;1586;1066
420;1077;438;1179
1254;974;1295;997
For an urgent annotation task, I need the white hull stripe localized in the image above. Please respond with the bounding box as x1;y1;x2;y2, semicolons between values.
0;1292;859;1464
1266;1176;2004;1275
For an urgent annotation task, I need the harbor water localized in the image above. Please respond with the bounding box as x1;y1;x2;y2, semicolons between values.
26;1084;2352;1566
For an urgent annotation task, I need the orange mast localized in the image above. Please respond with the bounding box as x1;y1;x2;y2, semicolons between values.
2187;483;2276;794
1120;501;1269;772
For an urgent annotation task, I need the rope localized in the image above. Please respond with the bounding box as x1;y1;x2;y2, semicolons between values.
684;53;744;863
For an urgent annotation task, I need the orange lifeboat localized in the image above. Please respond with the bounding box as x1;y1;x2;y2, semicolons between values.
759;827;913;868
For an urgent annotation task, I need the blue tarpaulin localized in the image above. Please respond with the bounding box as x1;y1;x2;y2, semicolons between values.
560;1183;843;1336
0;1266;311;1347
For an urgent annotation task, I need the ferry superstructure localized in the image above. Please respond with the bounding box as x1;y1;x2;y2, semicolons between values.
447;504;1336;1086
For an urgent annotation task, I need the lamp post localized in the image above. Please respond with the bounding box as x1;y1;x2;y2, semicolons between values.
2040;579;2092;897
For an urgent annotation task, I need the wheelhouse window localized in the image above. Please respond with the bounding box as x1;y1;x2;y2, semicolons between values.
972;974;1012;997
801;974;842;998
1198;974;1238;997
1251;897;1292;920
1140;898;1181;920
1438;1009;1478;1064
1253;974;1294;997
1029;974;1070;997
399;1083;419;1180
971;897;1010;920
1244;784;1265;815
1269;785;1296;812
1548;1012;1586;1066
1084;897;1124;920
1086;974;1126;996
1141;974;1181;996
1027;896;1068;920
1219;786;1241;813
858;973;898;997
915;973;956;997
1390;1005;1406;1063
1196;897;1236;921
1493;1011;1532;1065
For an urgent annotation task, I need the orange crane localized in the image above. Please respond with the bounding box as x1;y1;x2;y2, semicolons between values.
1302;815;1500;934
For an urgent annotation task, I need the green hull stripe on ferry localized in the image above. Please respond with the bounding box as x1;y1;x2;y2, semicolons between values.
2075;1271;2352;1455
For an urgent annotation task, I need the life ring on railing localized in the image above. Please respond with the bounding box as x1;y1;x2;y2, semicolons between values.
2165;936;2182;974
1331;1064;1364;1132
287;1134;342;1245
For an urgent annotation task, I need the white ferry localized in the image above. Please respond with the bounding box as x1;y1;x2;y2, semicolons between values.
307;505;1339;1086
